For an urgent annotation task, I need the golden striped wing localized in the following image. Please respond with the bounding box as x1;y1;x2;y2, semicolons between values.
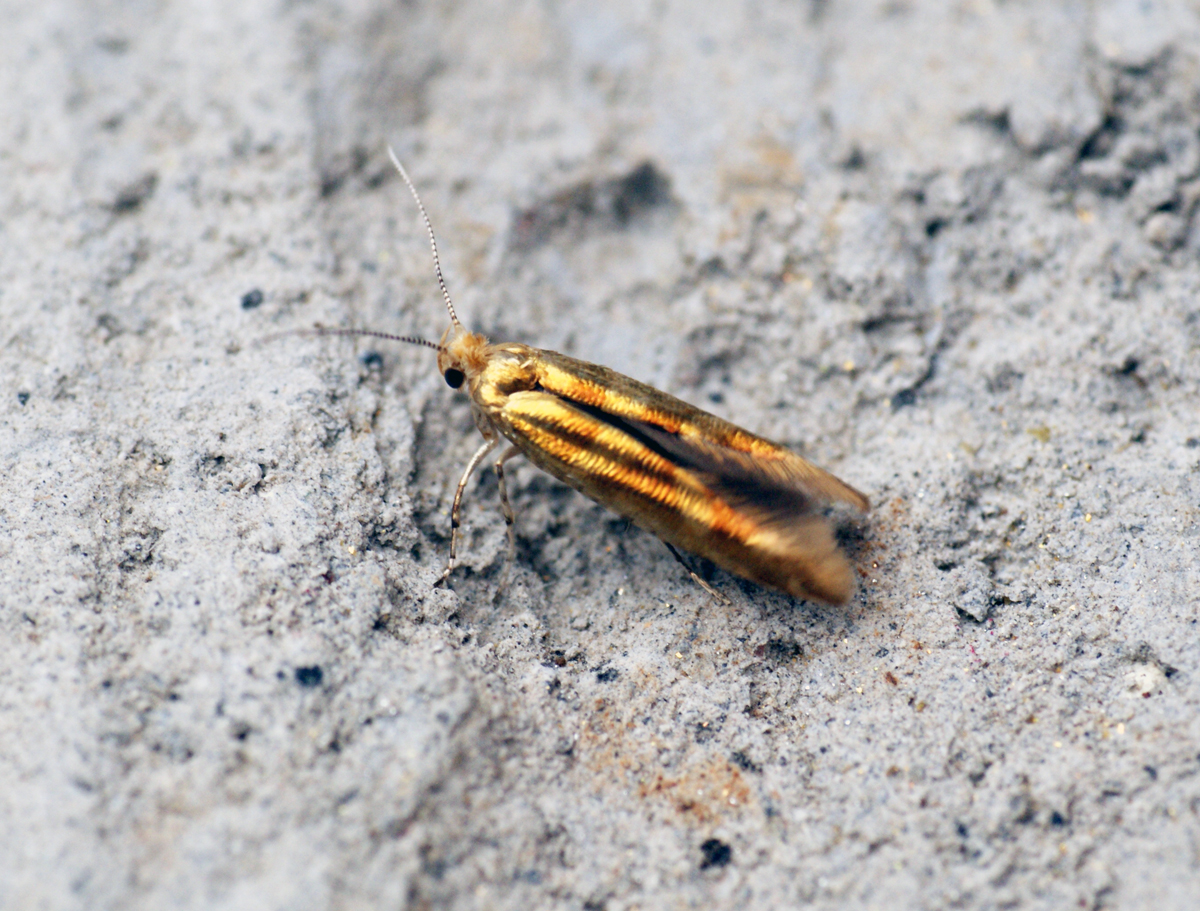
530;349;869;512
489;350;867;604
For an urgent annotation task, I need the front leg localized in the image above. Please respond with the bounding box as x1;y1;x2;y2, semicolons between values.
436;438;500;586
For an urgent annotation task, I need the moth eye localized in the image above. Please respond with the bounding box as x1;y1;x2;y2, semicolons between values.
444;368;465;389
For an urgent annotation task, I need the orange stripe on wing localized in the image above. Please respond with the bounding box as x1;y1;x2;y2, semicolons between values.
504;392;763;543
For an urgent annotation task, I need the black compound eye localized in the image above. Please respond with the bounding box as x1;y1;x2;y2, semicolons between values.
443;367;465;389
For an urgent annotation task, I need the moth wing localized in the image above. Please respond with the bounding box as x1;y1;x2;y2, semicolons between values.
531;348;868;512
509;351;866;603
630;420;868;516
629;422;863;603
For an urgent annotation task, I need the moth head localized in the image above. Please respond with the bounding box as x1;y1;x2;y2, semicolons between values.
437;323;490;389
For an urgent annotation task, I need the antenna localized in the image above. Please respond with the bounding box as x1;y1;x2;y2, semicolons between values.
387;145;462;329
306;326;443;352
256;326;443;353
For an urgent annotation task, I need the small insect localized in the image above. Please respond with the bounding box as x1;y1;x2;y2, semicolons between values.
312;148;869;605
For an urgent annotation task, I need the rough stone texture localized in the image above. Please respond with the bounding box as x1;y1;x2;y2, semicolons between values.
3;1;1199;909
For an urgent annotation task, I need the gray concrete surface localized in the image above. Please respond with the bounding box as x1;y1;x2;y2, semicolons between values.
3;1;1199;908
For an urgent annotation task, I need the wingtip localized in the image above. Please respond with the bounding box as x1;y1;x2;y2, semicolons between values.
788;559;856;606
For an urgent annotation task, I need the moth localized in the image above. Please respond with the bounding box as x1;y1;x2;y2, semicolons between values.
317;148;869;605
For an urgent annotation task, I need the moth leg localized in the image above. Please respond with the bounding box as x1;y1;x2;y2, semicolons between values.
494;445;522;559
493;445;522;590
664;542;731;606
436;437;500;586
